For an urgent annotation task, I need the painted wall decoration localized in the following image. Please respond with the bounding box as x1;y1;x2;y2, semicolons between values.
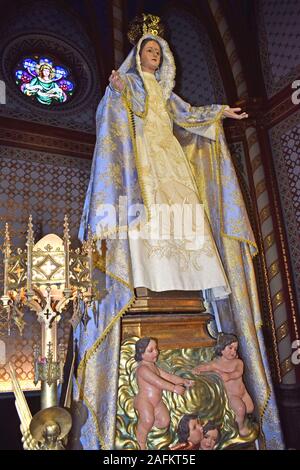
258;0;300;97
164;7;226;105
269;111;300;314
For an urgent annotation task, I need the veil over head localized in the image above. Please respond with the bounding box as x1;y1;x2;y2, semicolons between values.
118;34;176;100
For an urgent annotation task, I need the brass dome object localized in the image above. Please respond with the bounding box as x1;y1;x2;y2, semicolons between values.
30;406;72;442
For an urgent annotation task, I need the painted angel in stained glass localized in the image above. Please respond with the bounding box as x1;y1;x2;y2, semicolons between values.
15;58;74;105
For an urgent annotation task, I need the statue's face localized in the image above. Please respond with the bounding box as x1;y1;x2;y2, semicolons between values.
222;342;238;360
200;429;219;450
188;418;203;445
141;339;159;363
140;40;161;73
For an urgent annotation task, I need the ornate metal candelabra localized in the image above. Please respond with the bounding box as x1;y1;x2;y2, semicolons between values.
1;215;95;411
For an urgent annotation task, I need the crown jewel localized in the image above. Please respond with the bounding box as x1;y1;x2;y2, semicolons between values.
127;14;165;45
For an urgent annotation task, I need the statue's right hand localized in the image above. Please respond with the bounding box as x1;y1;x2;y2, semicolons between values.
173;384;185;395
109;70;124;92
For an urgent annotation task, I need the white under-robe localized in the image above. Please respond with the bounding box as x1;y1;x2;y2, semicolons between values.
128;71;230;298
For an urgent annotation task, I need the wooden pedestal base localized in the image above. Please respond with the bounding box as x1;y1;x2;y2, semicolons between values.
121;288;215;350
122;313;215;349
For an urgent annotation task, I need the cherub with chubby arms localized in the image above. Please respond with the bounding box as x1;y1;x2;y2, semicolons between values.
134;337;194;450
193;333;254;437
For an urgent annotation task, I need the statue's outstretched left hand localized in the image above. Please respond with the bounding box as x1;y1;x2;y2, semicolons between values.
223;107;248;120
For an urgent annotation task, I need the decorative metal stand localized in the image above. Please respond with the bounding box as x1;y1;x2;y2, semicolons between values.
1;216;96;448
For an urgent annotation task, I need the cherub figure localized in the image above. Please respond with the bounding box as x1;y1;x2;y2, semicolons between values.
134;337;194;450
193;333;254;437
39;421;65;450
170;414;220;450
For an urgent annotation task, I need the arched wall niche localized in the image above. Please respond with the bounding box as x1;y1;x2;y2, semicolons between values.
0;0;102;132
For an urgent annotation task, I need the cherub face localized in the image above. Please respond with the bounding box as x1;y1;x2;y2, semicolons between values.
43;421;60;444
140;40;161;73
222;341;238;360
141;339;159;363
188;418;203;445
200;428;219;450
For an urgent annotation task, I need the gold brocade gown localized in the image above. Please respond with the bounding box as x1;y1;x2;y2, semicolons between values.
128;71;230;297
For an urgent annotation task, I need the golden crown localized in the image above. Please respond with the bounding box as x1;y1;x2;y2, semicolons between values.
127;13;165;45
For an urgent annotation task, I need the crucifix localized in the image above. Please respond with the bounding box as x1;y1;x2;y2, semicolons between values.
44;309;52;321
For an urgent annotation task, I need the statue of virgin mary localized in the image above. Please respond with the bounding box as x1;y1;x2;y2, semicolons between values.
75;15;283;450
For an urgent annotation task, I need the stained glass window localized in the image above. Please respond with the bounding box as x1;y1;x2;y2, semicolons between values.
15;56;74;105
